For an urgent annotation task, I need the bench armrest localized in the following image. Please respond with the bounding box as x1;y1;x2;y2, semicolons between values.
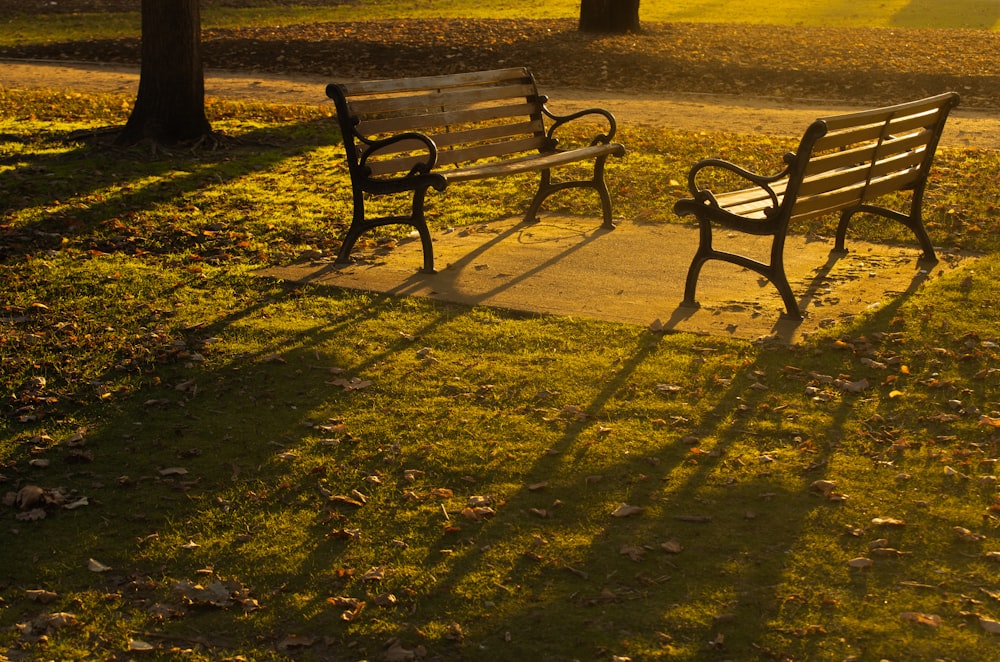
541;104;619;147
685;154;794;211
357;130;439;178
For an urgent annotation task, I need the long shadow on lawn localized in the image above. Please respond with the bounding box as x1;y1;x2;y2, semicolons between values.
0;116;336;263
0;269;909;660
388;337;846;658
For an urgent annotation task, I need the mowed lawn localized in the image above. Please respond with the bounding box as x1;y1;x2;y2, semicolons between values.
1;2;1000;661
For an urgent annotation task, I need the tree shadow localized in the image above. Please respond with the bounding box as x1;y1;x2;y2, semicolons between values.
0;115;338;264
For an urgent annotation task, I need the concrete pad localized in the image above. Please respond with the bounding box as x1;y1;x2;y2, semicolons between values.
259;216;976;343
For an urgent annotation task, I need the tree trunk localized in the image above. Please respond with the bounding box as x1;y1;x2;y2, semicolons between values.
579;0;641;33
118;0;211;145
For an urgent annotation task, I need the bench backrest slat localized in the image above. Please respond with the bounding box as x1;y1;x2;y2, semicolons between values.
336;68;531;96
357;103;544;139
347;83;539;116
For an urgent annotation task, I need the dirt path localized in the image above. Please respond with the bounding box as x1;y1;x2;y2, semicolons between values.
5;59;1000;149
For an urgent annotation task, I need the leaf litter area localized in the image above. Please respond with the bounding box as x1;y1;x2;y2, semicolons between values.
3;10;1000;109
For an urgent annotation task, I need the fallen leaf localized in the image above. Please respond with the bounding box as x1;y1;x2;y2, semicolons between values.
384;640;416;661
87;558;112;572
611;504;643;517
848;557;874;568
362;566;385;581
158;467;188;476
34;612;79;632
953;526;986;542
836;377;870;393
661;540;683;554
24;589;58;603
901;611;941;627
15;485;44;509
330;377;372;391
276;634;316;650
128;639;155;652
63;497;89;510
980;616;1000;634
16;508;46;521
620;545;646;561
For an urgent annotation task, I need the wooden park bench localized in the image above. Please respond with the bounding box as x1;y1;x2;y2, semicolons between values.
673;92;960;320
326;67;626;272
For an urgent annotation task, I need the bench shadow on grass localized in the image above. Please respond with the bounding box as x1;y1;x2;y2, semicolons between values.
1;116;941;658
369;335;856;659
227;300;919;658
3;266;926;658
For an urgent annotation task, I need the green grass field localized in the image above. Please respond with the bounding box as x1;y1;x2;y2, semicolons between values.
2;3;1000;660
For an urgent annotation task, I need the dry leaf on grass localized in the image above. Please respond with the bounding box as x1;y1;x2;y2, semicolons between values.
612;504;643;517
87;558;112;572
980;616;1000;634
901;611;942;627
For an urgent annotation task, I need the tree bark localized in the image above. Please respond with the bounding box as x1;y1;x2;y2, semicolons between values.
579;0;641;33
118;0;211;145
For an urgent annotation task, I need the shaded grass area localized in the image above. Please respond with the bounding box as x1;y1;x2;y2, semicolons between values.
2;90;1000;660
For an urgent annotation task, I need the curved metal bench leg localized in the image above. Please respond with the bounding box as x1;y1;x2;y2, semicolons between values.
411;186;436;273
772;267;803;321
683;218;715;307
594;155;616;229
832;208;854;255
336;190;368;265
524;170;551;223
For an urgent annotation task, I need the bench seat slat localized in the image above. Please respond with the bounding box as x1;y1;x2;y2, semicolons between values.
365;136;551;176
442;144;625;183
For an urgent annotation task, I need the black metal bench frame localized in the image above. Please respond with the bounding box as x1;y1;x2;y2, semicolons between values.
327;67;626;272
673;92;960;320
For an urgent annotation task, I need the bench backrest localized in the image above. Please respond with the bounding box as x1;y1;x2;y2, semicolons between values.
784;92;960;222
327;68;548;178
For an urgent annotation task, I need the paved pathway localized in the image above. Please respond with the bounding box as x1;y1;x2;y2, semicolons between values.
5;59;1000;147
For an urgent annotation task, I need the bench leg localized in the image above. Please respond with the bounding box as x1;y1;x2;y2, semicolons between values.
835;205;938;262
335;188;369;266
682;218;714;308
335;185;438;273
594;155;616;229
683;217;803;320
523;156;617;229
768;233;803;321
